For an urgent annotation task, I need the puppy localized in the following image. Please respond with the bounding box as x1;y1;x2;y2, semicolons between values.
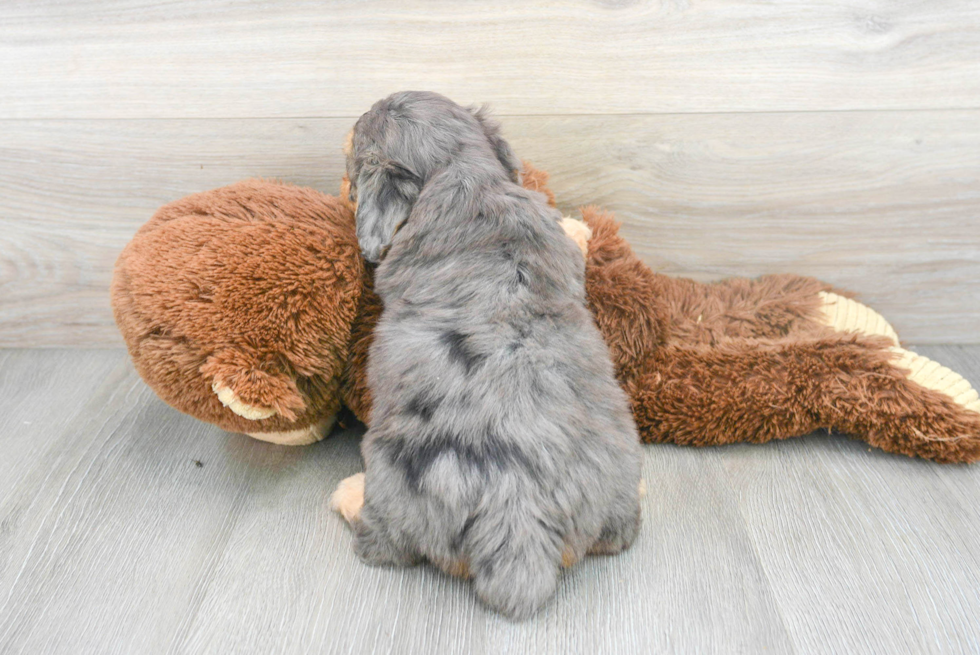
345;91;642;620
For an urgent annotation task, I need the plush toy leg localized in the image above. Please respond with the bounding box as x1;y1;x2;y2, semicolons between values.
576;207;869;377
817;292;899;345
650;272;900;350
890;348;980;413
628;336;980;463
651;275;903;347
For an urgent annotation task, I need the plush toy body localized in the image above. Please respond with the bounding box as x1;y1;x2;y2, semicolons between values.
579;208;980;463
112;166;980;463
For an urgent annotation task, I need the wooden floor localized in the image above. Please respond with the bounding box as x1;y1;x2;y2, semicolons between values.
1;347;979;654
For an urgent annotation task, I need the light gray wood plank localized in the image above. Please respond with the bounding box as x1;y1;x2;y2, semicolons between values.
719;345;980;654
0;349;126;493
0;356;270;653
176;431;793;654
2;111;978;346
2;0;979;118
723;443;980;654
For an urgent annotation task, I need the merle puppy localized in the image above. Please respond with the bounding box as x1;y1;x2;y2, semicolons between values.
346;91;642;620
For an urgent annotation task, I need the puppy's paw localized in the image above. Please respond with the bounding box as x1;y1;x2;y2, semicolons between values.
560;544;580;569
559;217;592;258
433;557;472;579
330;472;366;523
891;348;980;414
212;381;277;420
816;292;899;345
589;505;641;557
352;513;420;567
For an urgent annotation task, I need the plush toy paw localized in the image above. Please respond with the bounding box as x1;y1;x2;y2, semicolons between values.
212;382;278;420
559;217;593;257
213;381;334;445
330;472;366;522
891;348;980;414
817;291;899;345
247;416;335;446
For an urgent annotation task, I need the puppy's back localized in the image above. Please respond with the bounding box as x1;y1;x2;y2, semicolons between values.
361;180;641;619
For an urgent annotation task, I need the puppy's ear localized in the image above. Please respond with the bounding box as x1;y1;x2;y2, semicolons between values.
354;159;421;263
470;105;522;185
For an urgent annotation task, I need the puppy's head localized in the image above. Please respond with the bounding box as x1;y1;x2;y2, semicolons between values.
346;91;522;263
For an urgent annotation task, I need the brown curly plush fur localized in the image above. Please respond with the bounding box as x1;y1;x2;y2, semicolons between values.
112;180;364;435
112;165;980;463
576;206;980;464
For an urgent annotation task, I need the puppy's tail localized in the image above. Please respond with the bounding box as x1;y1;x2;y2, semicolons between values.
467;499;564;621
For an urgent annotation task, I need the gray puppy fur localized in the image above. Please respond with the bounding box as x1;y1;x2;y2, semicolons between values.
346;91;642;620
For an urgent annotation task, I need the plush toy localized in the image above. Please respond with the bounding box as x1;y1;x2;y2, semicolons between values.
112;164;980;467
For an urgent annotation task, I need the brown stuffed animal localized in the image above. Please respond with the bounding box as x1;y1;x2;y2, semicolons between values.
112;164;980;464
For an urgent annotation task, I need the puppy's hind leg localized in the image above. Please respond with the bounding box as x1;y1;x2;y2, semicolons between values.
352;503;419;568
588;485;642;557
467;501;564;620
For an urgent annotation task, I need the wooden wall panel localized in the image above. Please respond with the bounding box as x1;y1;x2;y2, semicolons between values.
1;0;979;118
1;112;977;346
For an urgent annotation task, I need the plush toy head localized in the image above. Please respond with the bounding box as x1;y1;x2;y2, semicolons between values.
111;179;365;445
112;165;558;445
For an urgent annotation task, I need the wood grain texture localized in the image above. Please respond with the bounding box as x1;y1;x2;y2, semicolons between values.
0;349;126;508
2;112;978;346
0;361;249;652
179;433;793;654
1;348;979;653
1;0;980;118
718;344;980;655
